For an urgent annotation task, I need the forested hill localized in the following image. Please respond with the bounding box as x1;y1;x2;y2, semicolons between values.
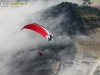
41;2;100;35
9;2;100;75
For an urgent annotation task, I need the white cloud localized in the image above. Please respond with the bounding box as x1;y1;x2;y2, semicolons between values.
0;0;85;75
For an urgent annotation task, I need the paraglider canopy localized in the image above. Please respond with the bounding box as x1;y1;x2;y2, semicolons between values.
21;23;53;43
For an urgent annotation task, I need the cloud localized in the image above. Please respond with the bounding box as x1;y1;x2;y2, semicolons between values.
0;0;86;75
0;1;60;75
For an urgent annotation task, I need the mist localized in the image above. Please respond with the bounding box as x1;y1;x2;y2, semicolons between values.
0;0;87;75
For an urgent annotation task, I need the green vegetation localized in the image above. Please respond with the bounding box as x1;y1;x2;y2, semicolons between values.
42;2;100;35
77;6;100;31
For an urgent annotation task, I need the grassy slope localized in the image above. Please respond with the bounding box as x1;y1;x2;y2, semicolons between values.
74;29;100;59
74;2;100;59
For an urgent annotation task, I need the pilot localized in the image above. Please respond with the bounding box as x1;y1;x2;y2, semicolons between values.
38;50;44;56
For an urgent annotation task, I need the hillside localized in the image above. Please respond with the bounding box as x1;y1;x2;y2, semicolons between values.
89;2;100;10
40;2;100;58
9;2;100;75
41;2;100;35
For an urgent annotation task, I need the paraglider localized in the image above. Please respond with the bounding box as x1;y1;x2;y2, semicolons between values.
21;23;53;43
38;50;44;56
